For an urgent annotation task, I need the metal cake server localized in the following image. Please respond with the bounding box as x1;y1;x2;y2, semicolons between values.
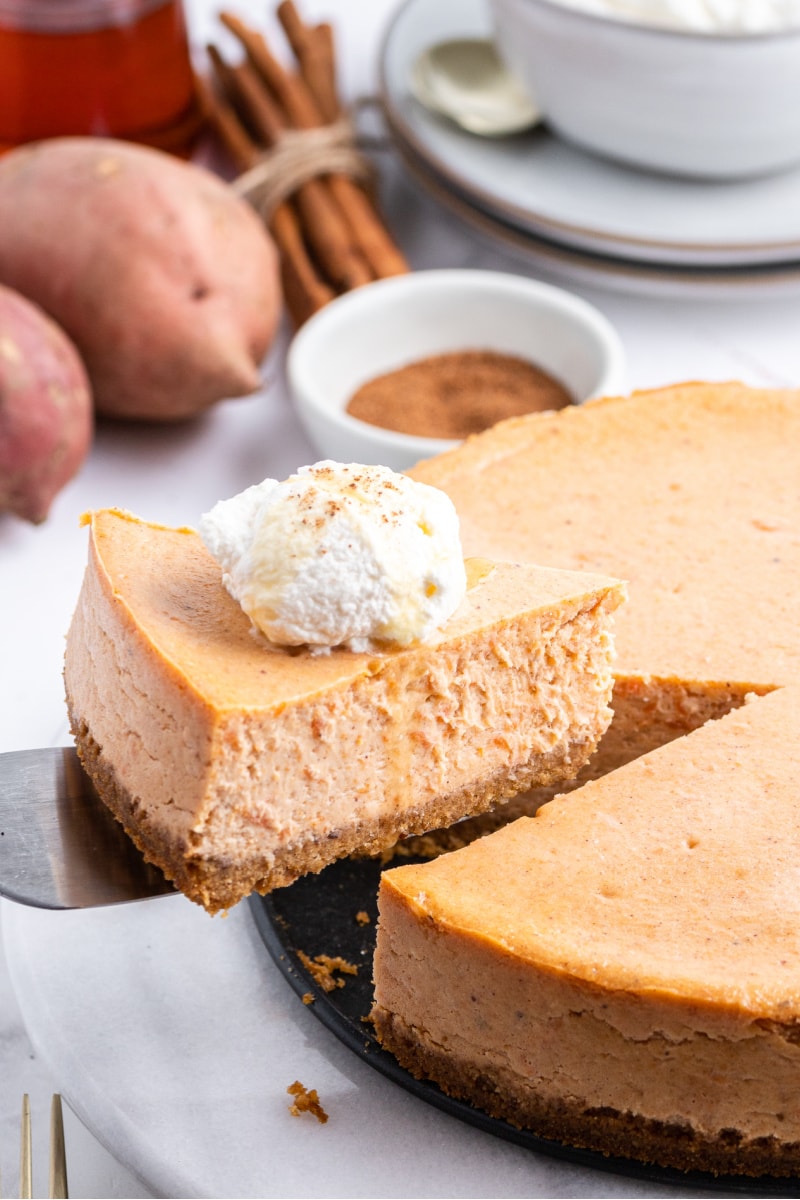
0;747;177;909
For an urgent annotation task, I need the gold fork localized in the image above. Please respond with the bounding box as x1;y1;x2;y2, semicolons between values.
17;1094;68;1200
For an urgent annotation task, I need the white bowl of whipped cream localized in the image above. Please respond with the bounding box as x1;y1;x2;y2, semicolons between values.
489;0;800;178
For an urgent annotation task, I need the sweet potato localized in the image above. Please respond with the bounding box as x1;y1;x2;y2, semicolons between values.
0;284;92;523
0;138;281;421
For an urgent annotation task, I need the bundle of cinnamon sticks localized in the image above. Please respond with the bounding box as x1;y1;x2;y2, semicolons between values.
198;2;408;326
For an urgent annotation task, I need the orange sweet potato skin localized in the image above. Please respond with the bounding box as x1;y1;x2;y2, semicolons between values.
0;284;92;523
0;138;281;421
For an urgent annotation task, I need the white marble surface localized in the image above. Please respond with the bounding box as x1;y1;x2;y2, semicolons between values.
2;0;800;1195
5;889;728;1200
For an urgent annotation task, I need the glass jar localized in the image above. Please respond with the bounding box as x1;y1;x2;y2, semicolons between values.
0;0;200;155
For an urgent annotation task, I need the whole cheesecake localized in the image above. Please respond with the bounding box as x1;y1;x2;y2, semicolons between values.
64;508;624;913
373;381;800;1177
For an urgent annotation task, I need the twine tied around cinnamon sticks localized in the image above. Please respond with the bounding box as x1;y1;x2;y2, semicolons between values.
199;3;408;327
232;113;375;223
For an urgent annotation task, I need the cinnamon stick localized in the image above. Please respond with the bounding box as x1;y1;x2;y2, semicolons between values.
220;11;316;126
219;9;408;279
229;61;285;145
208;41;372;291
207;45;283;145
194;69;255;172
195;71;333;325
277;2;339;123
273;203;336;323
293;180;372;290
312;25;339;125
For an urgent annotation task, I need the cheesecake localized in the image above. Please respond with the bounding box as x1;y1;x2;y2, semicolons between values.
64;508;624;913
373;685;800;1177
409;380;800;824
372;381;800;1176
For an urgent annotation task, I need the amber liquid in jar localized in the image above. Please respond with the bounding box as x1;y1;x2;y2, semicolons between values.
0;0;199;155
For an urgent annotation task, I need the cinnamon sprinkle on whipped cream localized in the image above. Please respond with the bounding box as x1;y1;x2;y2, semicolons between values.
199;461;467;652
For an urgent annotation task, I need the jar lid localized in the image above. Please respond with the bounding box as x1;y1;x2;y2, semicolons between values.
0;0;171;33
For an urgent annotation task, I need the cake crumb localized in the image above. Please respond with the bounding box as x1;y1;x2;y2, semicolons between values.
297;950;359;992
287;1080;328;1124
302;992;315;1005
355;910;370;925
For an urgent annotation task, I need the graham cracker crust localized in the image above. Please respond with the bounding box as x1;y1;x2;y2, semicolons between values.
371;1008;800;1179
69;710;599;914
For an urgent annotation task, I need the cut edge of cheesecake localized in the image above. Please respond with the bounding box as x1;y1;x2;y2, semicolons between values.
64;509;626;913
392;672;774;861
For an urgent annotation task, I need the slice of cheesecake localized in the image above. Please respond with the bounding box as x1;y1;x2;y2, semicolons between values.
373;685;800;1178
64;509;625;913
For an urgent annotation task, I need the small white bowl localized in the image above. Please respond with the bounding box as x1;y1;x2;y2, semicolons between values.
286;269;626;472
490;0;800;179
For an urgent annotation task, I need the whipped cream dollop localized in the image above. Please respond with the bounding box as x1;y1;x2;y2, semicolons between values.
199;461;467;651
552;0;800;31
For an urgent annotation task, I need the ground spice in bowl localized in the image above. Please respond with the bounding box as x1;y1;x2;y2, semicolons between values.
345;349;573;440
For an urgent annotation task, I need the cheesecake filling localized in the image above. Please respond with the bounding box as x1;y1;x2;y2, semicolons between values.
195;590;619;862
373;883;800;1149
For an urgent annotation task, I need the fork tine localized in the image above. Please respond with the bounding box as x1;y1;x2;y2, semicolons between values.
19;1095;32;1200
49;1095;68;1200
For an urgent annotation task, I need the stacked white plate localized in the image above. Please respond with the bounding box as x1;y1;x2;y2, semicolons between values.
379;0;800;298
